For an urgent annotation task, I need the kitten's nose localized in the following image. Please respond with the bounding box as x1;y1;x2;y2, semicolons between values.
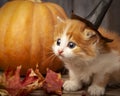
58;50;63;55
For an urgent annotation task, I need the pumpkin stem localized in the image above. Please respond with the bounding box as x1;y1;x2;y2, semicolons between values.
28;0;42;3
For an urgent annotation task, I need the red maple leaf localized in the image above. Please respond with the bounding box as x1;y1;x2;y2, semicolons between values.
43;69;63;95
1;65;44;96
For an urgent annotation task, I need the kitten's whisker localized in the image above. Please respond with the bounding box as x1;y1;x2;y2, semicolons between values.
44;50;59;67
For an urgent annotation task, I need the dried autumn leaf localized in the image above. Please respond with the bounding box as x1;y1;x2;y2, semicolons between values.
43;69;63;95
0;65;44;96
0;89;9;96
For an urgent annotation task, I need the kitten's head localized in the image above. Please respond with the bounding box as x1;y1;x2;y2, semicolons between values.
52;17;112;62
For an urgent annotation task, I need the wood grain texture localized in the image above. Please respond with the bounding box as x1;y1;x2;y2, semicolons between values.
44;0;120;34
29;75;120;96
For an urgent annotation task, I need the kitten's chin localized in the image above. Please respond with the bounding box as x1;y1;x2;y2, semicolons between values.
57;55;64;60
54;52;64;59
59;55;75;61
57;54;71;62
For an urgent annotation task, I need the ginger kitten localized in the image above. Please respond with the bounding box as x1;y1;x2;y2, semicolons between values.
52;18;120;96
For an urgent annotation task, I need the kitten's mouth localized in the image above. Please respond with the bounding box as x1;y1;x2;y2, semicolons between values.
58;54;64;58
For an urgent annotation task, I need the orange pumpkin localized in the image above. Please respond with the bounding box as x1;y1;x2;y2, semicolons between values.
0;0;67;74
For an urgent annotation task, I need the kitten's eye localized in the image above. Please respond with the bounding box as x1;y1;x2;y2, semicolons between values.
67;42;76;49
56;38;61;46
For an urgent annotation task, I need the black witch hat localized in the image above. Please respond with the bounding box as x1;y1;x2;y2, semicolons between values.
72;0;113;30
71;0;113;42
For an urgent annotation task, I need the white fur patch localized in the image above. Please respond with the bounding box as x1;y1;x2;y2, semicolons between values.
88;84;105;96
63;80;82;91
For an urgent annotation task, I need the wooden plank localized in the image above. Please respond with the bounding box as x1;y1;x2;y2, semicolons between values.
29;84;120;96
29;75;120;96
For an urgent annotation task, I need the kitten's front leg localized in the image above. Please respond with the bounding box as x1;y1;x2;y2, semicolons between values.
88;73;110;96
63;70;82;91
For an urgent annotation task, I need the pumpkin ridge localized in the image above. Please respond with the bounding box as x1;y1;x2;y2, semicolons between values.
0;1;20;52
29;1;35;69
36;4;55;72
44;3;63;24
4;1;34;69
3;1;25;56
45;2;67;19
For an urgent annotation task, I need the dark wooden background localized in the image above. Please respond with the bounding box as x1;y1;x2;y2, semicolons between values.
0;0;120;33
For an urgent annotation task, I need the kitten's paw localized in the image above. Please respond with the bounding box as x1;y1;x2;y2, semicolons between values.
88;84;105;96
63;80;81;91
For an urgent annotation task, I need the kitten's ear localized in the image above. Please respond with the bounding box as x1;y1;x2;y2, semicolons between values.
83;29;99;45
83;29;96;40
56;16;65;23
83;29;113;44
